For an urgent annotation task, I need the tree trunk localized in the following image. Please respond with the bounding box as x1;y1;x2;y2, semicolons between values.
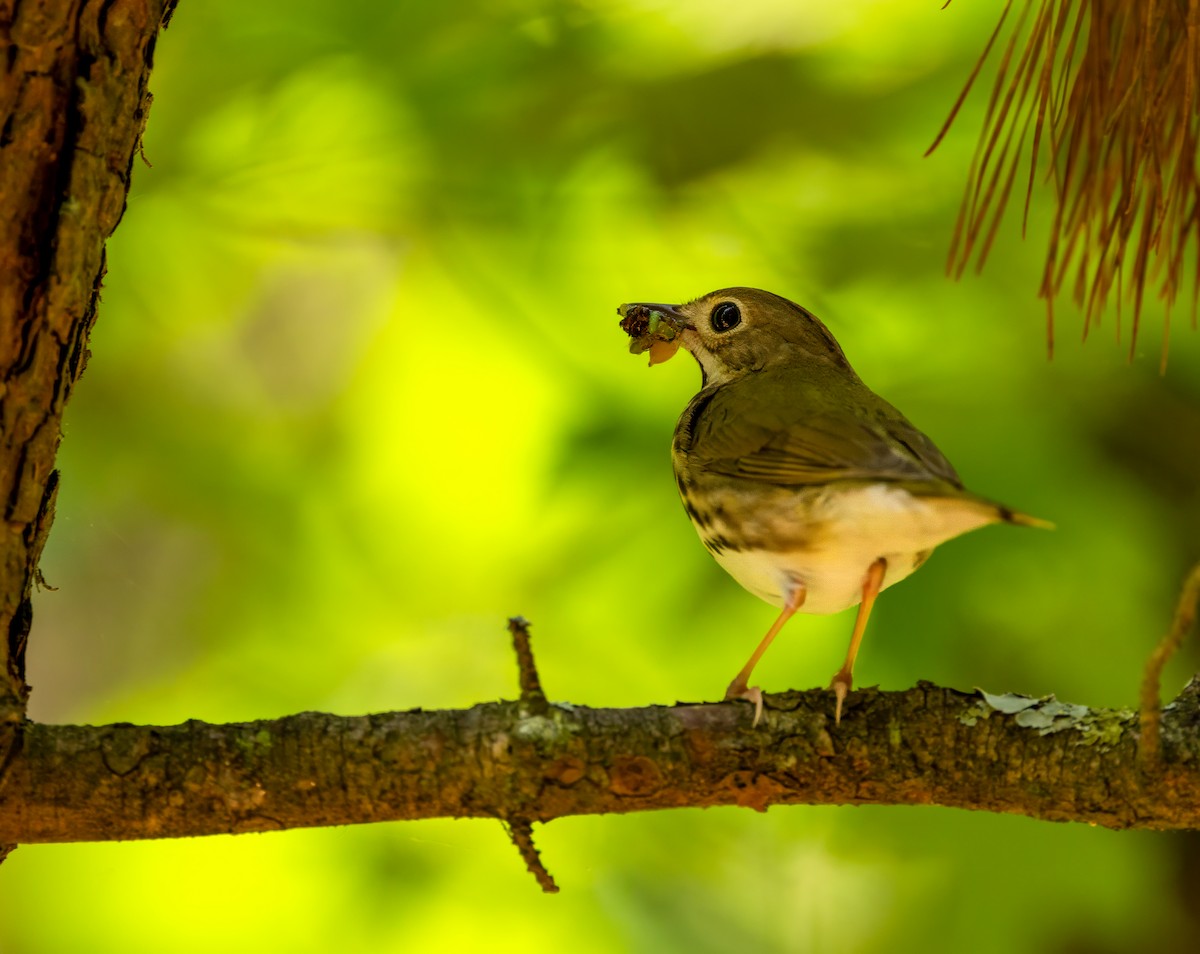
0;0;174;780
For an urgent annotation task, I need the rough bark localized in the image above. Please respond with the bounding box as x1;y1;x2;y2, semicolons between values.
2;681;1198;845
0;0;173;759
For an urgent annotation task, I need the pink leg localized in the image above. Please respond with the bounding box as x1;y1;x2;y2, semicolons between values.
725;582;807;726
829;558;888;724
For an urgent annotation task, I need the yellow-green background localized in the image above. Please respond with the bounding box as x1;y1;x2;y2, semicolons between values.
5;1;1200;951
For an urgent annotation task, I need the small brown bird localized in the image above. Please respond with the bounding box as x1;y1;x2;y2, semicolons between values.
618;287;1048;725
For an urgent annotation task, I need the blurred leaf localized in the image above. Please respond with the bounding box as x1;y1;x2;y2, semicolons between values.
11;1;1200;952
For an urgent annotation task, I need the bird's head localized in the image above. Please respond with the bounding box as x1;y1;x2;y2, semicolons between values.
618;287;855;387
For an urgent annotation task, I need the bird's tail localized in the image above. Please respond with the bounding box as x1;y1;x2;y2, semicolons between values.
955;490;1055;530
995;504;1055;530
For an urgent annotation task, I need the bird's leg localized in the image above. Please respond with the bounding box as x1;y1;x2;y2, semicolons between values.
725;581;806;727
829;557;888;724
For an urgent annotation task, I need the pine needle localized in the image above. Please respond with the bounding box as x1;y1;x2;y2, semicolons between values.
933;0;1200;364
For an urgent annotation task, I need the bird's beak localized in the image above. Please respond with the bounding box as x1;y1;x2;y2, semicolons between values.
617;302;689;366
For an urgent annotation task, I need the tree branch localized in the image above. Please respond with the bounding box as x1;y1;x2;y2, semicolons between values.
1141;561;1200;767
3;680;1199;845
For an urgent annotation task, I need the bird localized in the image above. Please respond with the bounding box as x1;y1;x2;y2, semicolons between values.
617;287;1049;726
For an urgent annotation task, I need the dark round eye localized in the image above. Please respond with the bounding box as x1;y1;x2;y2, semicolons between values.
710;301;741;332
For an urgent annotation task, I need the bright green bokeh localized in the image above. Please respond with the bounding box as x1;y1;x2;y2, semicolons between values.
5;1;1200;951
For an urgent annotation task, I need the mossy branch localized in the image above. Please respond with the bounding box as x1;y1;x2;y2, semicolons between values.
2;677;1200;848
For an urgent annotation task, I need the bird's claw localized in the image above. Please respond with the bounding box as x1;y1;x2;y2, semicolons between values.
829;670;853;724
724;681;765;727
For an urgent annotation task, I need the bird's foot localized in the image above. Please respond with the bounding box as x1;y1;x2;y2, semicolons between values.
828;668;853;725
724;679;765;727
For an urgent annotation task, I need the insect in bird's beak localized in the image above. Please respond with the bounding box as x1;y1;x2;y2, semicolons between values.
617;302;688;365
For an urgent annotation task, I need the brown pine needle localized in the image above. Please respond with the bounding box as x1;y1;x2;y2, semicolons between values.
926;1;1015;157
934;0;1200;364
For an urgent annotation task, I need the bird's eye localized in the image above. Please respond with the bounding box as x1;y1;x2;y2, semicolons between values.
710;301;741;332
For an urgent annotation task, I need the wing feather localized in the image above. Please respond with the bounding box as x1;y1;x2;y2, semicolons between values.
682;370;962;491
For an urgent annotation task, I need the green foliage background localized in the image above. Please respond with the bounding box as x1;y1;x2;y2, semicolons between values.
4;1;1200;951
